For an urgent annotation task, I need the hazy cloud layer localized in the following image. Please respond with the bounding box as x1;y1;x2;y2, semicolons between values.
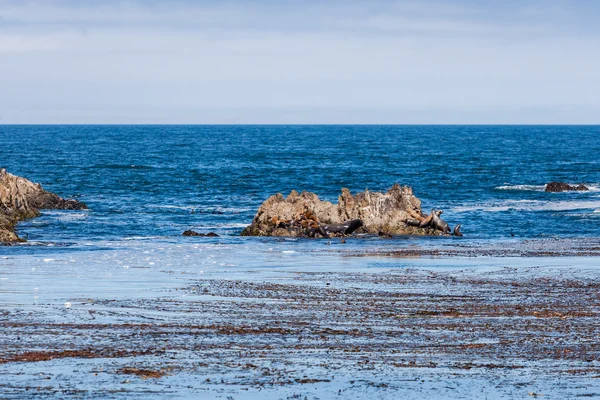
1;0;599;123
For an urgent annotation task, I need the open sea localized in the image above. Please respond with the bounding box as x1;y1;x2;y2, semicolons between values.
1;125;599;247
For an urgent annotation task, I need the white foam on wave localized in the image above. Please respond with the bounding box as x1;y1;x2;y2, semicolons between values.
57;213;88;221
222;223;250;228
149;204;252;213
454;199;600;213
495;184;546;192
496;183;600;192
122;236;160;241
150;205;192;210
199;223;249;229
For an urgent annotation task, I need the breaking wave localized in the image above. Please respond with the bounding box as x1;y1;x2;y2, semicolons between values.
454;199;600;213
148;205;251;213
495;185;546;192
495;184;600;192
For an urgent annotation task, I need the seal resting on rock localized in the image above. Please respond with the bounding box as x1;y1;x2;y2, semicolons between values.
322;219;364;236
241;184;463;237
431;210;450;234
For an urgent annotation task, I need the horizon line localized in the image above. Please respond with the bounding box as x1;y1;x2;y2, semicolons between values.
1;123;600;127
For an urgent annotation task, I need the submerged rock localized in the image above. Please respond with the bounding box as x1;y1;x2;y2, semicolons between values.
182;230;219;237
0;169;87;243
545;182;589;192
241;184;459;237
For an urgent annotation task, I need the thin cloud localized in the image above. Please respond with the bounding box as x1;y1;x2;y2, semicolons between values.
0;0;599;123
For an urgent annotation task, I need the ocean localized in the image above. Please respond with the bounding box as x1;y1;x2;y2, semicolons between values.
2;125;600;399
1;125;599;246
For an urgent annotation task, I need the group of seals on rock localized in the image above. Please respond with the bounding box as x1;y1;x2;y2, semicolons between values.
405;209;462;236
545;182;589;192
241;185;463;238
264;207;364;238
0;169;87;243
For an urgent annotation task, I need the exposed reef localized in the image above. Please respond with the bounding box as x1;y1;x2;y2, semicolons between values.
0;169;87;243
241;184;461;237
545;182;589;192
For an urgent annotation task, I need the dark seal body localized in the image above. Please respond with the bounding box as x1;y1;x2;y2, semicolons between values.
431;210;450;234
453;224;463;237
323;219;364;236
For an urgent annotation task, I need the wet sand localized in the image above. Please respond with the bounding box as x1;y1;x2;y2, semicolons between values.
1;240;600;398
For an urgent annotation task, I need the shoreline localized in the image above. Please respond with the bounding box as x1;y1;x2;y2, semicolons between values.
2;246;600;398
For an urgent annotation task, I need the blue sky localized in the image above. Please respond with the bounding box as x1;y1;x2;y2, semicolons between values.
1;0;599;124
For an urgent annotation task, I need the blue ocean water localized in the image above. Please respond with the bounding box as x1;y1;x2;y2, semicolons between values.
1;125;599;248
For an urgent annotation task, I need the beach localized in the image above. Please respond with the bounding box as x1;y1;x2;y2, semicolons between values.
2;239;600;399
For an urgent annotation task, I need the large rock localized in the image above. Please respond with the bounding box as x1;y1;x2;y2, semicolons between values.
545;182;589;192
0;169;87;243
241;184;449;237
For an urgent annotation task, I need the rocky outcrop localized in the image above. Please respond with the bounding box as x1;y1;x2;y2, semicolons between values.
241;184;460;237
0;169;87;243
545;182;589;192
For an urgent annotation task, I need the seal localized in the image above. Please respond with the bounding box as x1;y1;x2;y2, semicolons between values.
405;218;422;227
323;219;364;236
306;222;329;238
419;211;434;228
453;224;463;237
431;210;450;234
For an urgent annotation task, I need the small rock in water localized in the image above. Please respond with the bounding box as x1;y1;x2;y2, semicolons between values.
182;230;219;237
545;182;588;192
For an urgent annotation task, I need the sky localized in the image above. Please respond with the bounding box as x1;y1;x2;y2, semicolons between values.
0;0;599;124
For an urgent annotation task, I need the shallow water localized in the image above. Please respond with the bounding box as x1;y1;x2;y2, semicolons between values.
2;243;600;399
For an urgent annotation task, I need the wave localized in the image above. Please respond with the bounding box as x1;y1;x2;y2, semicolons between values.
91;164;155;170
192;223;249;229
122;236;161;241
148;205;251;214
496;184;600;192
495;185;546;192
55;213;88;221
454;199;600;213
